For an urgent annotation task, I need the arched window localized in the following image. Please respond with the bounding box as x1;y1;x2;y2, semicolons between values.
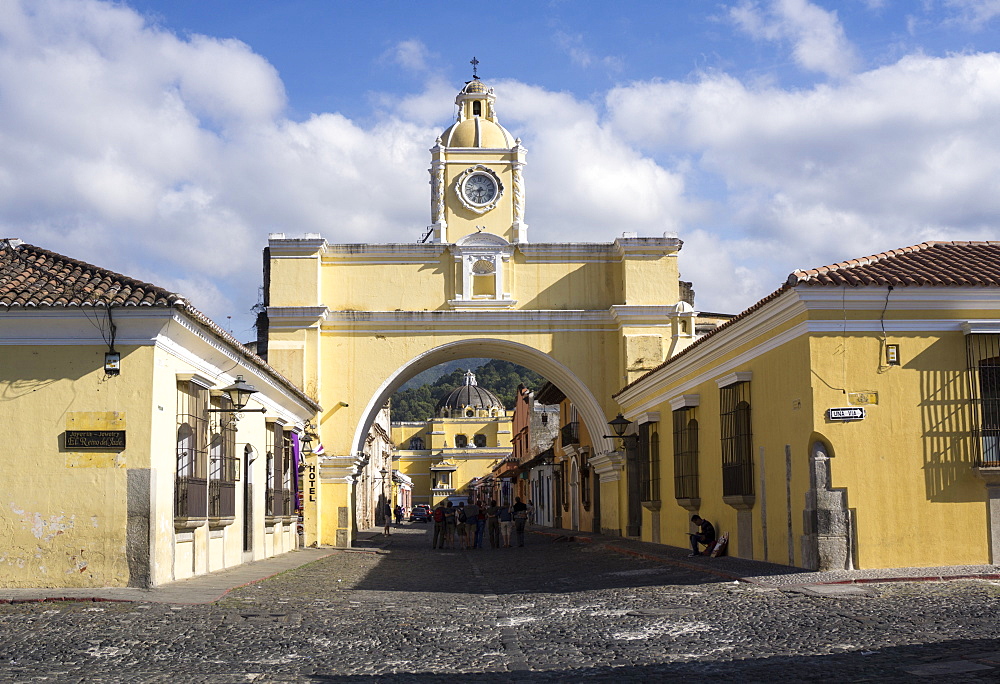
455;434;469;448
175;379;208;519
473;100;482;116
409;437;425;450
721;380;754;497
673;409;699;500
466;408;475;417
473;434;487;448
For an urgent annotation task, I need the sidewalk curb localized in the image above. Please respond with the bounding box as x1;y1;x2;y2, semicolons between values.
528;529;1000;589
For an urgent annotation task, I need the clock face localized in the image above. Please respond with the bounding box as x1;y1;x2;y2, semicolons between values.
462;173;498;205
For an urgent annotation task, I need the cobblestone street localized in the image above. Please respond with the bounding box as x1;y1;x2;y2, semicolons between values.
2;524;1000;682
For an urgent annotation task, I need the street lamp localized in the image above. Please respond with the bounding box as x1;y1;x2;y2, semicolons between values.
605;413;638;448
300;421;318;454
380;467;389;528
206;375;267;413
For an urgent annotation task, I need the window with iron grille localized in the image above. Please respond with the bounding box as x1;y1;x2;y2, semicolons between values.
176;380;208;519
638;422;660;501
208;396;237;519
966;334;1000;467
580;448;591;510
673;407;699;499
281;431;293;515
720;381;754;496
455;434;468;448
474;433;487;448
265;422;282;517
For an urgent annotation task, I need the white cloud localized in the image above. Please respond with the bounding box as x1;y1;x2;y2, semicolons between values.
945;0;1000;28
384;39;432;73
730;0;860;79
4;0;1000;337
553;32;624;74
607;51;1000;310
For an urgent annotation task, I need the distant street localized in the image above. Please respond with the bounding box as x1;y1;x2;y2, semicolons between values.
2;523;999;682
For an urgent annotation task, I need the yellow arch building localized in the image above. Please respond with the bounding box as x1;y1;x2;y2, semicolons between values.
262;76;697;547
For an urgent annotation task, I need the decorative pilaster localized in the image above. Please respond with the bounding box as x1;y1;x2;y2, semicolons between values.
427;138;446;243
511;139;528;242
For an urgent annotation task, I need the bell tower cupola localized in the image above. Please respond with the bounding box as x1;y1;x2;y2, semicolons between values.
427;60;527;245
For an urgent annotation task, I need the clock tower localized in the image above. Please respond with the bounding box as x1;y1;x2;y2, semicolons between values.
427;72;527;244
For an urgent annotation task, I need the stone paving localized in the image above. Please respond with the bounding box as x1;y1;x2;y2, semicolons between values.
1;524;999;682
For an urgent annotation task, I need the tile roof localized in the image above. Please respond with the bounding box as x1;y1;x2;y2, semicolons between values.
0;239;320;411
615;240;1000;398
0;240;184;308
788;241;1000;287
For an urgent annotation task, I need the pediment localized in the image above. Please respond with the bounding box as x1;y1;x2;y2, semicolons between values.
454;232;510;248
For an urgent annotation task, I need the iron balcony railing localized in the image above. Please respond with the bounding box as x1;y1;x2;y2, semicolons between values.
208;480;236;518
175;477;207;518
561;421;580;447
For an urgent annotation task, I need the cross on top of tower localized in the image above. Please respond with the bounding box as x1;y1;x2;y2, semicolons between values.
470;56;480;79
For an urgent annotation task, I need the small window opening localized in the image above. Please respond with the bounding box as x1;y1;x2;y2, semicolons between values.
473;101;482;116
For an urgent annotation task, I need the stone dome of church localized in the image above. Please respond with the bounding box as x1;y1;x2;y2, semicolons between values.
440;118;515;148
462;78;490;95
436;370;505;416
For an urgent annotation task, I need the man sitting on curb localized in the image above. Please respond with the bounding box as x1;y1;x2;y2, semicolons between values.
688;515;716;557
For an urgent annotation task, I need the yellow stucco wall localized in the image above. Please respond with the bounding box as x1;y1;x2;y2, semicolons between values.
808;330;985;568
617;293;995;570
1;344;152;587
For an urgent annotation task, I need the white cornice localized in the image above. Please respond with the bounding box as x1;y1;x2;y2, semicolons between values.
447;299;519;310
611;305;679;326
796;287;1000;310
716;371;752;388
634;411;661;424
265;306;329;326
613;237;683;258
963;320;1000;334
268;237;327;256
668;394;700;411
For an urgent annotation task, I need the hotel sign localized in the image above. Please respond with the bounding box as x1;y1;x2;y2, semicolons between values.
827;407;866;422
65;430;126;449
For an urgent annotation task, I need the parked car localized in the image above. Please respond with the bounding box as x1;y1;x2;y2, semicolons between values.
410;504;431;522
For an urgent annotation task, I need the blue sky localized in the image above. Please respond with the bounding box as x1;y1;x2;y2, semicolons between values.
3;0;1000;339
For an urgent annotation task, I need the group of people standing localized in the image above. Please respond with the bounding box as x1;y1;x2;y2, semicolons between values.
430;498;531;550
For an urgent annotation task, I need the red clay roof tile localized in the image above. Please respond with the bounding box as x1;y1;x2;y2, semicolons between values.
0;240;320;411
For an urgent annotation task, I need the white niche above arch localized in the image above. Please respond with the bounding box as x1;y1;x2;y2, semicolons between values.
448;231;517;310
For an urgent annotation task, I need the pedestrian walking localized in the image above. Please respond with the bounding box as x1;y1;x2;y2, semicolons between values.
512;497;528;547
464;500;480;549
486;499;500;548
393;504;403;526
383;501;392;536
443;501;457;549
498;502;514;548
431;502;446;549
456;502;467;549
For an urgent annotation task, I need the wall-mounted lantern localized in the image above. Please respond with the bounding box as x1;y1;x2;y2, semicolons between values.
605;413;638;448
206;375;266;413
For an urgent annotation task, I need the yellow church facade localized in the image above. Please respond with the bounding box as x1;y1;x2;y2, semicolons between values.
614;242;1000;570
392;371;514;507
263;76;698;547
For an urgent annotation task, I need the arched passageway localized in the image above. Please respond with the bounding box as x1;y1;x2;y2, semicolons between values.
351;338;615;459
